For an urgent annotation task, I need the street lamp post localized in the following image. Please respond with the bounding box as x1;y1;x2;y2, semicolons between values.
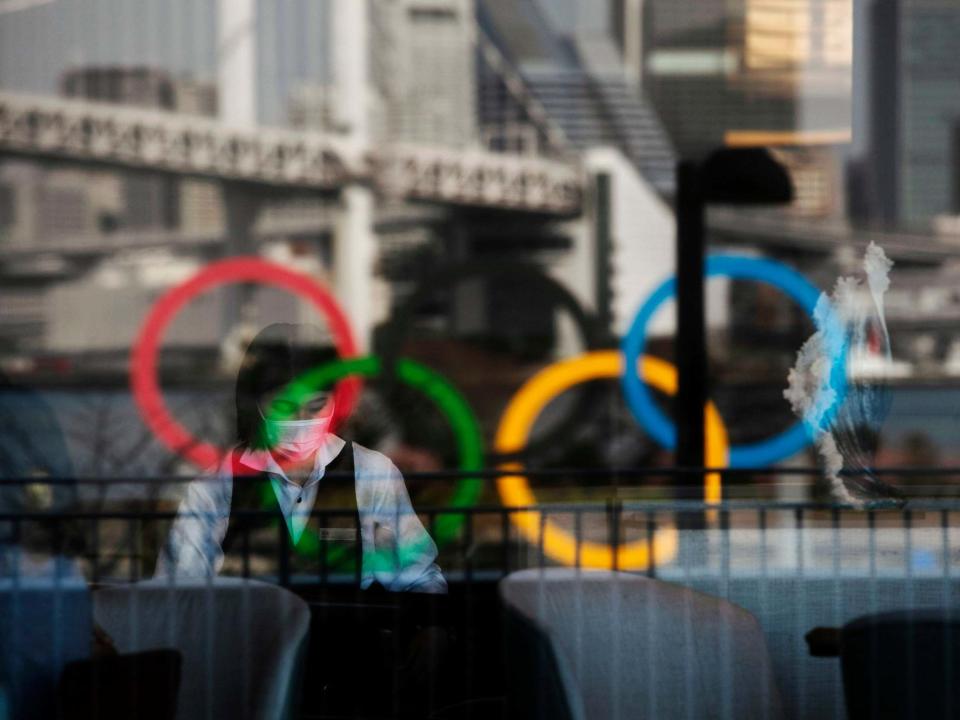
674;148;794;513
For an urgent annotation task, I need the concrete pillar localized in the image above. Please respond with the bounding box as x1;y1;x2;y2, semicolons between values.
544;213;596;360
216;0;258;365
218;0;257;127
448;223;485;336
221;183;261;335
623;0;644;86
550;221;594;360
331;0;369;142
334;186;375;352
331;0;375;351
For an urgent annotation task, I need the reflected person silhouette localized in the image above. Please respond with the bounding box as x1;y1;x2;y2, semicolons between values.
156;322;447;592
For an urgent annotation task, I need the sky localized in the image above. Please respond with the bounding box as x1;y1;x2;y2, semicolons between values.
0;0;333;125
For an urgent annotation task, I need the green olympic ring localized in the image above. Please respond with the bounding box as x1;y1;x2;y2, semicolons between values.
260;355;484;565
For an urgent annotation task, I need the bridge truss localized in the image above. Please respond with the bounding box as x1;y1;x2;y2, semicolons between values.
0;91;583;216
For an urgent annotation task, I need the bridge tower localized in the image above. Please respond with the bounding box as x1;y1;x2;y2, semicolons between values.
331;0;376;351
217;0;257;128
217;0;261;338
216;0;376;350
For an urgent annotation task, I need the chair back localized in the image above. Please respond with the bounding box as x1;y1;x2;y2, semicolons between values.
94;578;310;720
500;568;784;720
840;609;960;720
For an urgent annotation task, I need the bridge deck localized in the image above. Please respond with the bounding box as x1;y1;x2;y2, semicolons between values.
0;91;583;216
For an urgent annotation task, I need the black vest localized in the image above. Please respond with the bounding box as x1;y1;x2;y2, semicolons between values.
221;442;362;582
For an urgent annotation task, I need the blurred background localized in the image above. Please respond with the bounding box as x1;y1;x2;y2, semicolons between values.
1;0;960;577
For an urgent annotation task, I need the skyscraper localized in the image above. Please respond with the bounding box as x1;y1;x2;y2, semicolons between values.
640;0;852;155
379;0;478;147
855;0;960;228
61;67;179;231
478;0;676;192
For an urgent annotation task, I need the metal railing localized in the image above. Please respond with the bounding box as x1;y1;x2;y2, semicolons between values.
5;466;960;585
5;469;960;719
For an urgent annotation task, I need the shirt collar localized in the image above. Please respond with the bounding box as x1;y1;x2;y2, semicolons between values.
238;433;347;487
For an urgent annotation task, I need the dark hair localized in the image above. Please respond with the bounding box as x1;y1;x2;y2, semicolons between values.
235;323;337;449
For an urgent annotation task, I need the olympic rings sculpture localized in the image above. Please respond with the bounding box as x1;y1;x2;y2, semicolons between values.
621;255;848;468
267;355;484;560
494;351;729;570
131;257;362;470
130;253;838;568
375;260;608;458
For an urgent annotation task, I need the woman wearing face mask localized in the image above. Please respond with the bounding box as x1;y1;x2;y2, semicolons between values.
155;323;446;594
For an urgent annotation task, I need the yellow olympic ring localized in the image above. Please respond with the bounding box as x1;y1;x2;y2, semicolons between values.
494;351;729;570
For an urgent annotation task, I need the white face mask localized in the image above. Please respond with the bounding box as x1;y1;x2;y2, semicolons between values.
259;402;335;462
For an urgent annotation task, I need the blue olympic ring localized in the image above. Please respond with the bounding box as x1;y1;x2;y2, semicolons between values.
621;255;848;468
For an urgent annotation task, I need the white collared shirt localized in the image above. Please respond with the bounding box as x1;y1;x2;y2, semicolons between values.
236;433;346;546
156;435;447;593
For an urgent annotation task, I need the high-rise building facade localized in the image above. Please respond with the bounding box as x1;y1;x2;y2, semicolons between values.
638;0;852;155
62;67;180;231
856;0;960;228
60;66;223;234
377;0;478;147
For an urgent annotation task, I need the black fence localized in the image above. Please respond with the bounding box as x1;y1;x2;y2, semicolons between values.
5;466;960;583
4;469;960;719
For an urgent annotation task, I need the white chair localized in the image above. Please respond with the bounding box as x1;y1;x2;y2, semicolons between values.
94;578;310;720
500;568;785;720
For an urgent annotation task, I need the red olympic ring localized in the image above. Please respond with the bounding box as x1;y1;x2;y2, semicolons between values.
130;257;361;469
